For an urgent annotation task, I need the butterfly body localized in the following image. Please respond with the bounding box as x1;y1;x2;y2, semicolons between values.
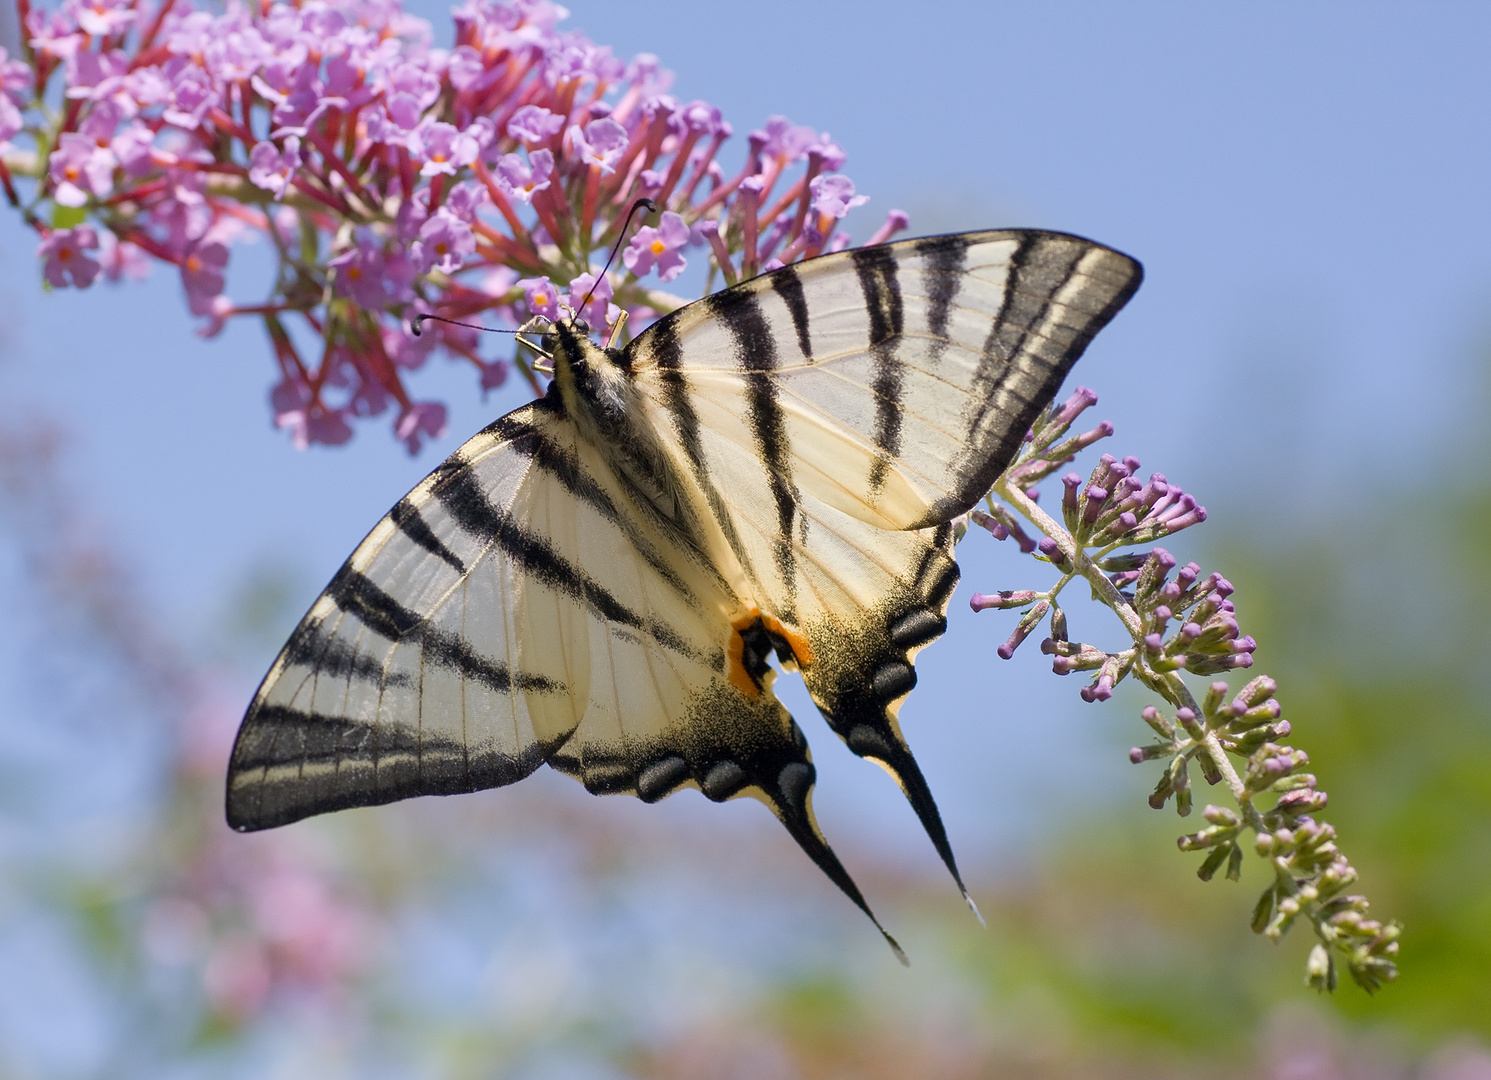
227;230;1142;949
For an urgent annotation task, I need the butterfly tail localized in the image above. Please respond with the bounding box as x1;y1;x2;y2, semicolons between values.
834;705;974;910
759;739;908;965
796;536;977;914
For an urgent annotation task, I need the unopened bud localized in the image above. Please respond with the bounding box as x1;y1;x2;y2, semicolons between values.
1306;945;1336;992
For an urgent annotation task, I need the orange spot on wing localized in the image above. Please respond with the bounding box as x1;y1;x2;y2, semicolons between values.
725;608;814;700
762;613;813;668
726;625;759;699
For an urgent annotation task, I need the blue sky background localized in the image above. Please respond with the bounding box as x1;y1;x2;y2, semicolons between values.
3;1;1490;881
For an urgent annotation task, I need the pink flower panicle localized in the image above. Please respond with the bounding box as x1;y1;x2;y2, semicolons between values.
2;0;906;450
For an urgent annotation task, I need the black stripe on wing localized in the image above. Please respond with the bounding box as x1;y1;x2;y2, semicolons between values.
436;467;700;661
318;567;563;695
770;263;813;360
852;244;906;496
703;286;801;614
482;405;700;604
390;497;466;574
230;568;571;832
279;616;415;688
648;314;760;587
925;232;1142;522
918;232;972;347
228;703;556;830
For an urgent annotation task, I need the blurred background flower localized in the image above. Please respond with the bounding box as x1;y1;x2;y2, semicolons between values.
2;2;1490;1077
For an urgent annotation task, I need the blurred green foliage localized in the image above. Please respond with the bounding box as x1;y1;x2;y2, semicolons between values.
1212;497;1491;1038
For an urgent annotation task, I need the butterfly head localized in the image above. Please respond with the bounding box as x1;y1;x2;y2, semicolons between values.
536;309;589;358
542;310;635;426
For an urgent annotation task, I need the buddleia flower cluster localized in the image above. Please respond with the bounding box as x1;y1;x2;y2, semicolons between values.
967;387;1401;993
0;0;897;450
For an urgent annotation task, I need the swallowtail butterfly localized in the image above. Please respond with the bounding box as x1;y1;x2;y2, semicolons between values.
226;229;1142;956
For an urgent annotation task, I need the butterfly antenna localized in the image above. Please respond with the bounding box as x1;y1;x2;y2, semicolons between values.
413;312;558;372
411;313;526;337
576;197;659;318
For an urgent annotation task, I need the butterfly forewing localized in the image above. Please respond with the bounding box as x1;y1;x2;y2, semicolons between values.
630;230;1142;531
227;404;593;829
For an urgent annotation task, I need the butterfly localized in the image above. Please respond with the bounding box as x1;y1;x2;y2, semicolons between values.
225;229;1141;957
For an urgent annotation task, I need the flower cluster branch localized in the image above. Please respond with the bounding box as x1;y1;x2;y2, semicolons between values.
1;0;898;450
967;388;1401;994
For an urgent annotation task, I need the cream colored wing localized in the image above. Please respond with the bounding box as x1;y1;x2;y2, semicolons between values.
630;229;1142;531
227;402;588;830
226;397;903;951
624;229;1141;900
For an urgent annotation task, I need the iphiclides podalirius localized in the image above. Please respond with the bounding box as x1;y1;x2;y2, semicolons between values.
225;229;1142;959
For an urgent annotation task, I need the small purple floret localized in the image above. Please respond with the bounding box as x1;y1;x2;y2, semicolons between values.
506;104;565;144
1055;386;1098;425
623;210;690;282
395;400;447;455
1082;486;1108;523
181;239;229;306
38;225;103;288
1062;473;1081;512
1081;673;1114;703
411;211;474;274
494;148;554;203
49;132;116;206
569;117;629;174
248;137;302;199
516;275;560;320
809;173;868;219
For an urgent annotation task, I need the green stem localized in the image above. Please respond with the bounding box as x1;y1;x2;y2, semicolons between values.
992;477;1255;811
